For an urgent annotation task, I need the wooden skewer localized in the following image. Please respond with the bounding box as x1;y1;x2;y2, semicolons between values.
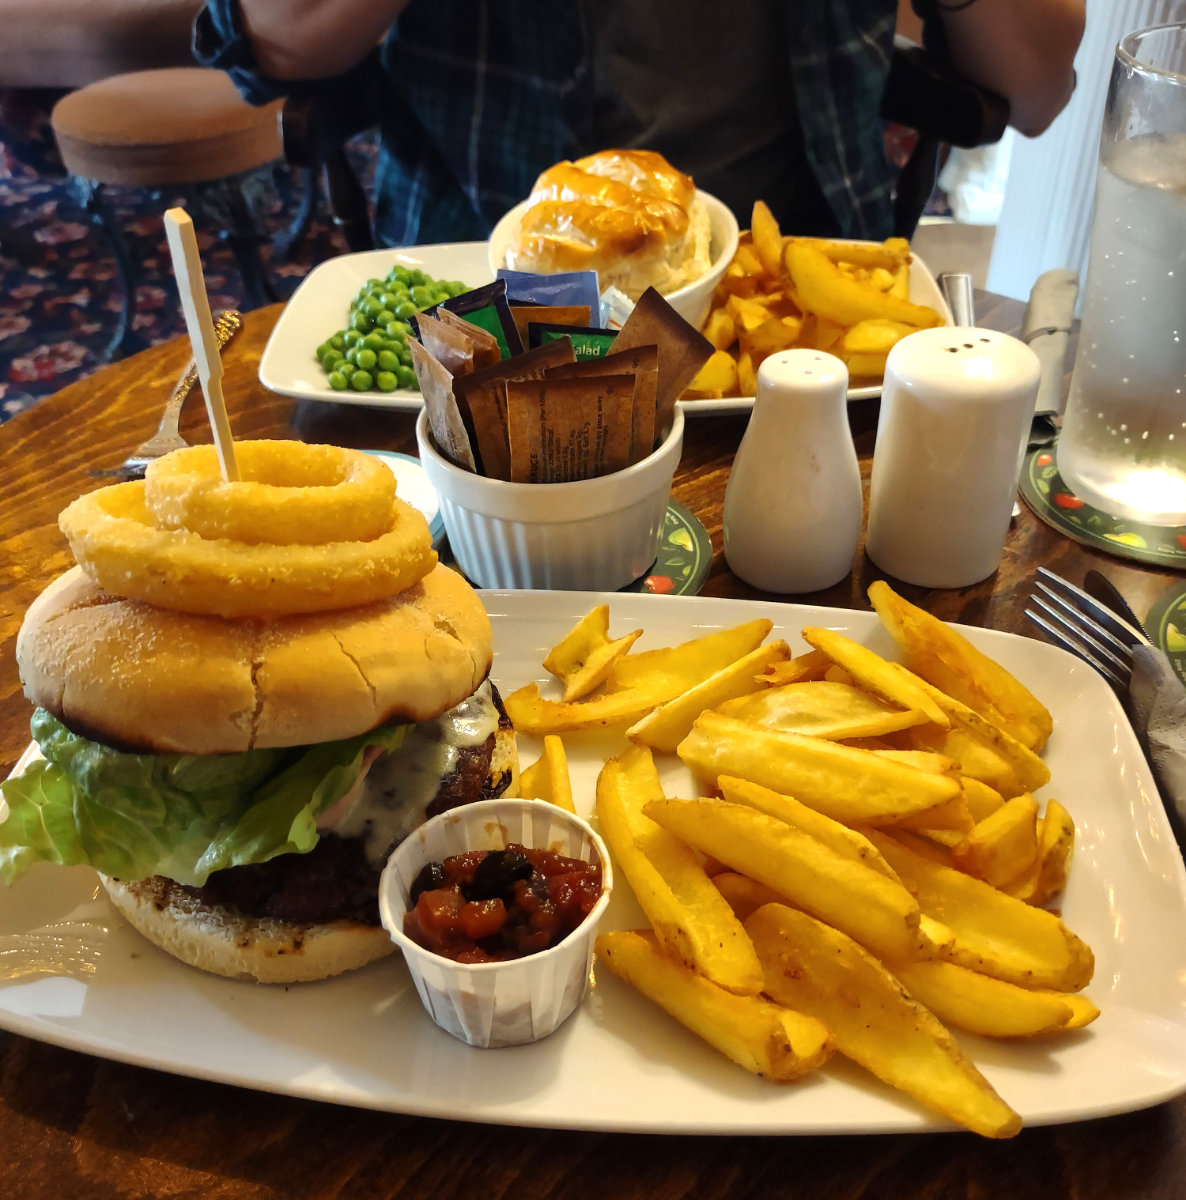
163;207;240;481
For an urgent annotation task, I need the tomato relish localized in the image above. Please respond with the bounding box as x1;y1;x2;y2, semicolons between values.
403;843;603;964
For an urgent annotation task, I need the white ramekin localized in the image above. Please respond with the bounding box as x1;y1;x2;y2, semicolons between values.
378;798;613;1048
487;190;739;332
416;404;684;591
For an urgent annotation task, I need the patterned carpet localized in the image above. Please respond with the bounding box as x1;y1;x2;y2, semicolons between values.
0;89;370;423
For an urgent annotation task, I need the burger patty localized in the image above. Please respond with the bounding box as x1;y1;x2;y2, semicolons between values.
157;712;515;927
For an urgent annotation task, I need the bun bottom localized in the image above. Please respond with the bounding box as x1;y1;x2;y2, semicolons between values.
100;874;395;985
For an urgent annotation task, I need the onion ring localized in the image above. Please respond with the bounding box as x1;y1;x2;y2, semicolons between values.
59;482;437;618
144;442;395;546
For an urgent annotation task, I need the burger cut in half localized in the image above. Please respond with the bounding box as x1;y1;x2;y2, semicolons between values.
0;563;517;984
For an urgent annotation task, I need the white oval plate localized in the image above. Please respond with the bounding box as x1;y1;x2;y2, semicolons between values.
258;244;951;414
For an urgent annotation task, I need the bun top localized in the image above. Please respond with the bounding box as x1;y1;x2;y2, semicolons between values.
18;565;493;754
505;148;712;300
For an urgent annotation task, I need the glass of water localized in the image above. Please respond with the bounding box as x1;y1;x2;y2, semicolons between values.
1057;22;1186;527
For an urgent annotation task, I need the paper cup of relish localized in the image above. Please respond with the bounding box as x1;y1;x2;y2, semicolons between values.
379;798;613;1048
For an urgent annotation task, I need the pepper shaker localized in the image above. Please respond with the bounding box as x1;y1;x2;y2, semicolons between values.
866;327;1040;589
723;349;862;593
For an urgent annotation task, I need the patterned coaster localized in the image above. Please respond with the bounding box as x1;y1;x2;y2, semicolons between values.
1019;448;1186;570
1147;580;1186;689
622;500;713;595
438;499;714;596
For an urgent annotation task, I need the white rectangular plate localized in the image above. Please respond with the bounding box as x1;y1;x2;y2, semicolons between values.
2;592;1184;1135
258;246;950;414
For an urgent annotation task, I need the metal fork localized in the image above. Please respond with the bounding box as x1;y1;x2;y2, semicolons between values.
1024;566;1152;694
90;309;243;480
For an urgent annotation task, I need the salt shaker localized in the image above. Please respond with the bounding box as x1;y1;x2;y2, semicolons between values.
866;327;1040;589
723;349;862;593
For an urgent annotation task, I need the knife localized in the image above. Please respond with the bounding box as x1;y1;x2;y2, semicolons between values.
1021;268;1078;448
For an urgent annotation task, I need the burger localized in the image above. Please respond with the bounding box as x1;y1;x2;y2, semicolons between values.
505;148;712;300
0;448;518;985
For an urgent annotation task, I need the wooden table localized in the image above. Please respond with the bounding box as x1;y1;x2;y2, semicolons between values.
0;299;1182;1199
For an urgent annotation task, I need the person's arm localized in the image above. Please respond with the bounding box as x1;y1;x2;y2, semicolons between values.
929;0;1086;137
233;0;412;81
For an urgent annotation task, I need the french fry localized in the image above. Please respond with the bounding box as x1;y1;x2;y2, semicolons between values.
518;734;574;812
892;958;1098;1038
800;626;949;727
595;930;833;1081
900;667;1051;796
626;641;791;754
1007;799;1075;906
643;796;923;963
840;318;915;355
783;240;945;330
717;776;901;881
543;604;643;702
508;619;776;734
868;580;1053;752
606;619;773;693
678;711;962;825
757;648;832;685
746;903;1023;1138
952;792;1040;888
750;199;784;279
596;746;763;994
812;237;912;271
868;829;1095;992
716;679;930;740
702;308;736;352
686;348;739;398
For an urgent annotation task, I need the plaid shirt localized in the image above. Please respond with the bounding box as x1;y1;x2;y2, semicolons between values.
196;0;900;245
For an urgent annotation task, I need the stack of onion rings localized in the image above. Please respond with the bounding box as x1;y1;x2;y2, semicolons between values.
144;442;395;546
59;442;437;618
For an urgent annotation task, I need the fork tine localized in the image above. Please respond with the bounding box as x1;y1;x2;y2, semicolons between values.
1024;607;1129;694
1035;566;1149;648
1032;585;1135;670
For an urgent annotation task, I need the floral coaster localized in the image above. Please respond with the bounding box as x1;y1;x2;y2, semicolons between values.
1147;580;1186;689
1019;448;1186;570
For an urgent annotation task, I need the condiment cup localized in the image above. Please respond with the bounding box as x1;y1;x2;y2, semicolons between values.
378;797;613;1049
487;191;740;331
416;405;684;590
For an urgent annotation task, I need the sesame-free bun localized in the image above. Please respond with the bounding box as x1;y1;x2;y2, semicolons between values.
17;563;493;754
99;873;397;983
505;148;712;300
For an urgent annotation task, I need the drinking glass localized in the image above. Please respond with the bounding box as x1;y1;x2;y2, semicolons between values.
1057;22;1186;526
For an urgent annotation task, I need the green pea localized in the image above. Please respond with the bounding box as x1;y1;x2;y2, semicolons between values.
394;300;418;319
322;349;344;370
398;344;413;366
410;285;434;307
350;310;373;333
330;333;346;350
377;349;400;371
350;369;374;391
362;330;386;350
395;364;417;389
375;370;399;393
342;329;362;345
328;370;349;390
355;348;378;371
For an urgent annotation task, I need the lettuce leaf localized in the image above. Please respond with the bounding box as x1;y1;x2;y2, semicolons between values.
0;710;407;887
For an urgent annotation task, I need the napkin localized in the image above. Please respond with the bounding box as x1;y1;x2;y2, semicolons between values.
1127;644;1186;839
1022;268;1078;447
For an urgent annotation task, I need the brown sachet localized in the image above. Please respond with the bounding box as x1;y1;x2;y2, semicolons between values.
433;305;503;369
545;344;659;463
453;338;577;480
414;312;478;378
613;287;713;436
509;304;591;348
407;338;476;471
505;375;635;484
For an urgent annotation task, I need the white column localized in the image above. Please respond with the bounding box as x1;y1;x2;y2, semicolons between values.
986;0;1186;300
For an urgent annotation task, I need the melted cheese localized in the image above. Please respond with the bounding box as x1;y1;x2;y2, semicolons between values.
332;681;498;866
